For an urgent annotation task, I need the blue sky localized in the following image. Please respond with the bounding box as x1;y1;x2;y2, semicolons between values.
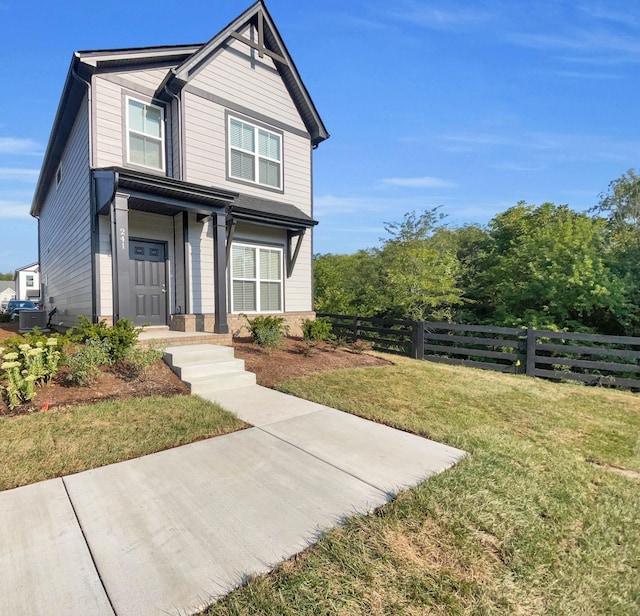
1;0;639;271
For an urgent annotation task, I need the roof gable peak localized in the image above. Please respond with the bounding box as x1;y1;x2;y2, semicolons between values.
168;1;328;146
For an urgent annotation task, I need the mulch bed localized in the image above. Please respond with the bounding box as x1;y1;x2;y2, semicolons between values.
0;325;392;416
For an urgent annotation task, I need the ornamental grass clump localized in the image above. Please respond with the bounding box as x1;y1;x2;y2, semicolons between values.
0;337;62;410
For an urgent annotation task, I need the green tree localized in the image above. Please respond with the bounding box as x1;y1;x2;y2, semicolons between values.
313;250;386;316
478;202;627;332
0;272;13;281
379;208;463;321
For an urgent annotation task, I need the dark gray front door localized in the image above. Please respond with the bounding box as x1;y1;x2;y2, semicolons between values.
129;240;167;326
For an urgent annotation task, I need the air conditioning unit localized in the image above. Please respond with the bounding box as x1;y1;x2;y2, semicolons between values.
19;310;48;332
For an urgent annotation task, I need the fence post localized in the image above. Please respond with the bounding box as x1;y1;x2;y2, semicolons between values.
352;314;360;342
411;321;425;360
526;327;537;377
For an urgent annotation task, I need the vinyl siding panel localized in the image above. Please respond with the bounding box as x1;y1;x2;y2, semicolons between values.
187;215;214;313
231;223;312;313
93;70;175;173
93;77;124;168
183;91;312;215
96;215;112;318
190;29;306;132
39;97;92;329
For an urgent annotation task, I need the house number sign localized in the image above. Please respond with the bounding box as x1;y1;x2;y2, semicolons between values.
120;227;126;250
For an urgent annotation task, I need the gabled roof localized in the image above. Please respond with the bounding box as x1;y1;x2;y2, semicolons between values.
31;1;328;217
163;1;329;146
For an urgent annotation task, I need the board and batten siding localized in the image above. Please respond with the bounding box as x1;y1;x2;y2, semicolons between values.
187;214;215;314
38;97;91;329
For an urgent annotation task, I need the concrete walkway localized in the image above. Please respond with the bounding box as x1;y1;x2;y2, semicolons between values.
0;385;465;616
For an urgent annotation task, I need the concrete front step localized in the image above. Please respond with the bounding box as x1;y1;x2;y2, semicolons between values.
163;344;256;394
164;345;235;368
173;359;246;381
187;371;256;395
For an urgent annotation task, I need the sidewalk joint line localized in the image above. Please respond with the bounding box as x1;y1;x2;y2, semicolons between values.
61;477;119;616
256;426;390;498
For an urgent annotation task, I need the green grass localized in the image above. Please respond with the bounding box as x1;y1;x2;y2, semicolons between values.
0;395;246;491
205;356;640;615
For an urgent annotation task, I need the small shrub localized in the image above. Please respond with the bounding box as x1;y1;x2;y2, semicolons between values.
243;314;288;350
66;338;112;386
0;312;12;323
118;344;164;380
301;317;335;342
69;316;140;364
349;339;373;354
293;340;319;357
327;337;348;351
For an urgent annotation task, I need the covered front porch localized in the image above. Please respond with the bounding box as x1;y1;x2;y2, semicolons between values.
93;168;316;338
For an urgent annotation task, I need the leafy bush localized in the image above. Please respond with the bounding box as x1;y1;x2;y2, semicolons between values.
301;317;335;342
66;339;112;386
0;312;10;323
118;343;164;380
243;314;288;349
0;337;62;409
69;316;140;364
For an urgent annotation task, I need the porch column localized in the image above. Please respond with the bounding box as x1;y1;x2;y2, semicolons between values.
110;192;132;322
212;211;229;334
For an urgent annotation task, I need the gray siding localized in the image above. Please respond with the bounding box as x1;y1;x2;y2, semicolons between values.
230;223;312;313
183;31;312;214
92;68;175;170
39;97;91;328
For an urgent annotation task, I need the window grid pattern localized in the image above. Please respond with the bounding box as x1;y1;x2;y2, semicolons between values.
231;244;282;313
127;98;165;171
229;118;281;188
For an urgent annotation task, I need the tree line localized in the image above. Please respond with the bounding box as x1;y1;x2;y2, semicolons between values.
314;170;640;336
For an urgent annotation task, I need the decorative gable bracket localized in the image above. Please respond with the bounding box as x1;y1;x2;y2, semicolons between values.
230;8;287;65
287;229;305;278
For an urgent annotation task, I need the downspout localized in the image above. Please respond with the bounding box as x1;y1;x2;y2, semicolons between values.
71;63;98;323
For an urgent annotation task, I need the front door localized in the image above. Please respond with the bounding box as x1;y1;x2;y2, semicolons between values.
129;240;167;326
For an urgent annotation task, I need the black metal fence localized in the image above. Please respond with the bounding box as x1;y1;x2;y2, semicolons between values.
317;313;640;390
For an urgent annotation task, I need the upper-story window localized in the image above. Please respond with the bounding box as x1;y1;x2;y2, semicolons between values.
229;117;282;189
126;97;165;171
26;275;34;288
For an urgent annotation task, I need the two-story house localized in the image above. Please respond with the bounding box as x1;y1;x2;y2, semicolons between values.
30;1;328;336
14;262;40;303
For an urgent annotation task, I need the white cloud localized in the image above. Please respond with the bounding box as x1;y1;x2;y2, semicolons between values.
0;201;31;218
387;2;490;30
0;168;39;182
0;138;42;155
382;176;455;188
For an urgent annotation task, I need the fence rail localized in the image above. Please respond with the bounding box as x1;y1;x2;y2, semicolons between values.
316;313;640;391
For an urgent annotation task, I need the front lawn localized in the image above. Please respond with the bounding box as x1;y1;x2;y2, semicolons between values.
205;356;640;615
0;395;246;491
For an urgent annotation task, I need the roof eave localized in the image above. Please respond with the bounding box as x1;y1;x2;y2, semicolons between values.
30;54;93;218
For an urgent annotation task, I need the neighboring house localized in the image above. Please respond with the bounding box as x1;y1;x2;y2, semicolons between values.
0;282;16;311
30;1;328;334
14;263;40;302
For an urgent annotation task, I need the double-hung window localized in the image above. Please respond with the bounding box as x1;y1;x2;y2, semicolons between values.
126;97;165;171
229;117;282;189
231;243;283;312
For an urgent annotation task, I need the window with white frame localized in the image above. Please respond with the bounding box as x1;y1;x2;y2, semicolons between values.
26;275;34;288
229;117;282;189
126;97;165;171
231;243;283;312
